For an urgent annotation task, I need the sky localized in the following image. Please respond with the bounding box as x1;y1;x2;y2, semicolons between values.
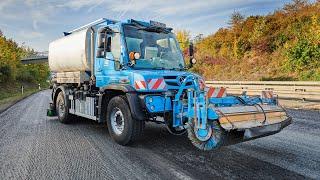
0;0;294;51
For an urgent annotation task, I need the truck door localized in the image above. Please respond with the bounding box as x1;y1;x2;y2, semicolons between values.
95;25;122;87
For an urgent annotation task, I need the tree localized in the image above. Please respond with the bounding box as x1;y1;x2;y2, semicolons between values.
229;11;245;26
0;29;3;37
191;0;319;80
284;0;308;13
175;30;190;51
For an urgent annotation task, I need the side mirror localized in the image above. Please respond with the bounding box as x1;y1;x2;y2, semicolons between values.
96;27;113;58
105;27;114;34
189;42;194;57
188;42;196;67
97;33;106;48
96;49;105;58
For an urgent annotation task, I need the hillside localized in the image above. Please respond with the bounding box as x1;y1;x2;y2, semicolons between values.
0;30;49;101
182;0;320;81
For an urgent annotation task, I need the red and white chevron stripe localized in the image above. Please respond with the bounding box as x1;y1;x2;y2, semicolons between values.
148;78;166;90
207;87;227;98
199;79;206;90
135;80;147;90
261;90;274;99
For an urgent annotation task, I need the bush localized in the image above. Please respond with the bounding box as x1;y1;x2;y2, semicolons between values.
260;76;296;81
0;64;13;82
287;39;320;71
16;67;34;82
299;69;320;80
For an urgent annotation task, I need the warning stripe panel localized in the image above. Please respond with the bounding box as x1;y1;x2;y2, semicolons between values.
261;90;274;99
148;78;166;90
207;87;226;98
199;79;206;90
135;81;147;90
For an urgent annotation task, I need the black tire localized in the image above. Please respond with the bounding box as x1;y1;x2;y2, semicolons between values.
165;113;186;135
106;95;144;145
55;91;71;124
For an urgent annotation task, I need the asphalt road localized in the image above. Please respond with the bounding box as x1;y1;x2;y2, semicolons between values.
0;90;319;180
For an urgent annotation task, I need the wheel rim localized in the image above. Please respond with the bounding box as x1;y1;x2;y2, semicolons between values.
110;107;125;135
57;99;65;117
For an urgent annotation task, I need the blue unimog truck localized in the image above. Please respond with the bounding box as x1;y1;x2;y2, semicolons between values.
48;18;291;150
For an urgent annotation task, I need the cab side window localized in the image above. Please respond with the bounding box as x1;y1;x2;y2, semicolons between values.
110;32;121;61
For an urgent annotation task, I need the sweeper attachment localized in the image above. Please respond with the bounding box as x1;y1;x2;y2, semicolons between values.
162;75;292;151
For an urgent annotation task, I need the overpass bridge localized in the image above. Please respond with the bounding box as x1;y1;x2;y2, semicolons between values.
21;56;48;64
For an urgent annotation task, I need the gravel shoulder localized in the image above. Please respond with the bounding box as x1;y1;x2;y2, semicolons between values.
0;90;319;179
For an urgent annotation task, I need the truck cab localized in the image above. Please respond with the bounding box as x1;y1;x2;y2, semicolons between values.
48;18;291;150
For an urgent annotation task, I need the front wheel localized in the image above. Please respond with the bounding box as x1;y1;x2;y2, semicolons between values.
106;95;144;145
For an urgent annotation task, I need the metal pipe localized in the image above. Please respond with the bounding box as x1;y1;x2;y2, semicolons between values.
68;18;118;33
90;27;95;84
69;18;105;33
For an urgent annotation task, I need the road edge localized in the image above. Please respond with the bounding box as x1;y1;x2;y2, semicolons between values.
0;90;42;114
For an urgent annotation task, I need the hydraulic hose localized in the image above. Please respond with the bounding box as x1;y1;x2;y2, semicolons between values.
234;96;267;125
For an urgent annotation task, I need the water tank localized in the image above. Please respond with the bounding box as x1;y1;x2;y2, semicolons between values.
49;28;92;72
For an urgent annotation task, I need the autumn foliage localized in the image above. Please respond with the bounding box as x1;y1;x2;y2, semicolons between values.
0;31;49;84
178;0;320;81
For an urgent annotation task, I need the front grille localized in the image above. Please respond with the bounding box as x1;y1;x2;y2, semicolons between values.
163;75;191;89
166;81;179;86
163;76;177;79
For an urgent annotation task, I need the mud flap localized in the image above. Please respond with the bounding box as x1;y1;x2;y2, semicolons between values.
244;117;292;139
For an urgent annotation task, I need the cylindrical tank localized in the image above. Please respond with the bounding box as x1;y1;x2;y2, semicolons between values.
49;28;92;72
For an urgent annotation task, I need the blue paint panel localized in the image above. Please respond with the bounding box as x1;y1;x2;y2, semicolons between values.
209;96;241;107
207;108;219;120
145;96;172;113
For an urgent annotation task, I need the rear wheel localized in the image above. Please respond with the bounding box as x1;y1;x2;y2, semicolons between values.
106;95;144;145
55;91;72;124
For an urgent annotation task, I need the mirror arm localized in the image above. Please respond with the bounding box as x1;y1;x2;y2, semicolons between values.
103;32;107;58
188;42;195;68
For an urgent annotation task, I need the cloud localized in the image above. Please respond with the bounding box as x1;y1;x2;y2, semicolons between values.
0;0;13;11
0;0;292;51
56;0;106;10
25;0;41;6
19;30;44;39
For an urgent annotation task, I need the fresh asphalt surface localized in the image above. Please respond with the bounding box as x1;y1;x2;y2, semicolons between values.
0;90;319;180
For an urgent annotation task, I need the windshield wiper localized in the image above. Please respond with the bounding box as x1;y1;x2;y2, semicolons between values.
168;64;184;71
168;67;183;71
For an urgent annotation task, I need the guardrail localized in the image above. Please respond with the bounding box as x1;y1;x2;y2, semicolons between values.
206;81;320;102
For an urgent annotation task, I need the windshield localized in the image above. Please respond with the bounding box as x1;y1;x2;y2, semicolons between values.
123;25;185;70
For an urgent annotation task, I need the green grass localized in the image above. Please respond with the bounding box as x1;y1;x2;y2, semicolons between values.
0;88;39;105
0;82;46;108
